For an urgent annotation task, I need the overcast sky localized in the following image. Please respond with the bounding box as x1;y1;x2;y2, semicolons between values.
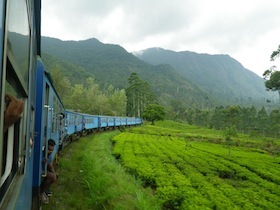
42;0;280;77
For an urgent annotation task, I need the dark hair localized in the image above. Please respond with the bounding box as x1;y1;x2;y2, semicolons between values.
48;139;56;146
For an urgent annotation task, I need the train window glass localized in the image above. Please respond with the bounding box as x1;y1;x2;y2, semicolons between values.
7;0;30;93
76;115;79;125
0;1;30;202
0;81;23;203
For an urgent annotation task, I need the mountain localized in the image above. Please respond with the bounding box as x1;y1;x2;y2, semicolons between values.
133;48;274;105
41;37;276;108
41;37;213;108
42;53;92;84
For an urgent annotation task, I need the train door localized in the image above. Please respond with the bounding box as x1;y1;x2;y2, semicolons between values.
42;84;50;173
58;106;65;149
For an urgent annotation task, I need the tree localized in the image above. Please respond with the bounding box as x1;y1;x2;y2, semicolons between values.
263;45;280;101
142;104;165;125
270;45;280;61
256;107;269;136
84;77;102;114
263;69;280;100
49;65;71;103
269;110;280;137
68;84;87;111
169;99;186;121
210;106;226;130
224;106;240;128
65;77;126;115
126;73;157;117
108;88;127;116
224;126;237;156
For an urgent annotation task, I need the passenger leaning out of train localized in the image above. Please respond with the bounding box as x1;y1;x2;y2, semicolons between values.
3;94;24;134
40;139;59;204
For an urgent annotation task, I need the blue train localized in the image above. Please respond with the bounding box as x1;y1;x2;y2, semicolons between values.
0;0;142;209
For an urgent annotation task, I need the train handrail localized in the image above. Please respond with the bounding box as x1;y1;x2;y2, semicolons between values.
41;146;48;178
42;105;51;177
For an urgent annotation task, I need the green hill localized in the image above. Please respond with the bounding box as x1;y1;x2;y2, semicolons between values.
41;37;214;108
41;36;277;108
134;48;276;106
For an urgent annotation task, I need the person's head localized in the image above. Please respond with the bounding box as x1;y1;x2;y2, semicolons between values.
47;139;55;156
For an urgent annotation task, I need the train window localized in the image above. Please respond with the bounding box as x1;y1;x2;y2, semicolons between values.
70;114;73;126
0;0;32;204
7;0;31;93
0;73;25;204
70;114;74;126
52;96;56;133
56;101;59;131
77;115;80;125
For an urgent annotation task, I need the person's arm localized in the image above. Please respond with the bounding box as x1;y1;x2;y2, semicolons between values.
4;94;24;133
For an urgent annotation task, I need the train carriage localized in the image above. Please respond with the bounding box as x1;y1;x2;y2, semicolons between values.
120;117;127;126
114;117;121;127
65;110;83;140
33;59;65;208
127;117;132;126
0;0;40;209
98;115;108;129
0;0;143;209
82;113;99;133
108;116;115;128
131;117;136;125
136;117;143;125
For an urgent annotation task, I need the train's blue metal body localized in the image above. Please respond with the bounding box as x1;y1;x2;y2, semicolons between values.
0;1;142;209
0;0;40;209
83;114;99;130
33;59;65;204
108;116;115;127
121;117;127;126
99;116;108;128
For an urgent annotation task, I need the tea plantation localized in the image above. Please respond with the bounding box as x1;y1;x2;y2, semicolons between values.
112;121;280;209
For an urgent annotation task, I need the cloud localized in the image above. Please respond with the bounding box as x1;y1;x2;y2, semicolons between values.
42;0;280;76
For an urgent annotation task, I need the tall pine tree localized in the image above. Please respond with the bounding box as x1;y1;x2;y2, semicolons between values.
126;72;157;117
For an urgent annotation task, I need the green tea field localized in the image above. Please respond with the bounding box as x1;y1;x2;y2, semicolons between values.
112;121;280;209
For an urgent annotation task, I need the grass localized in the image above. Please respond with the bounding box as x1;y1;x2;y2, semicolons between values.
42;120;280;209
43;130;161;210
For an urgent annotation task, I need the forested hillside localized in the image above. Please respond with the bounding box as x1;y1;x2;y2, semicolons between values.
41;37;214;109
41;36;278;113
134;48;276;106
